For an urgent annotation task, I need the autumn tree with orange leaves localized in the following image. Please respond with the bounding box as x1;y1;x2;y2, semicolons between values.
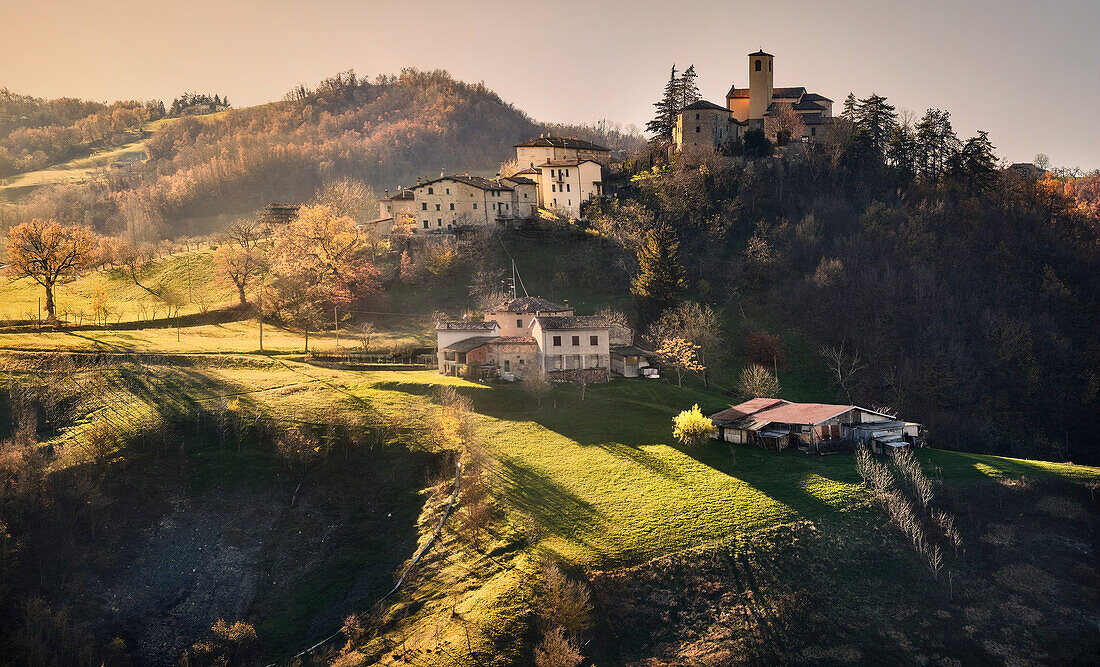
6;219;98;323
264;205;382;349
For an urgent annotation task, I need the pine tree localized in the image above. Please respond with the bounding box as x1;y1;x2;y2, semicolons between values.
915;108;960;182
956;130;998;191
679;65;701;110
632;223;687;323
841;93;858;120
886;124;918;177
854;93;897;156
646;65;681;143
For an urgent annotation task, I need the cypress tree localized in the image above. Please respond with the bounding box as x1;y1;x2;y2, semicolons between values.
632;223;687;323
646;65;681;143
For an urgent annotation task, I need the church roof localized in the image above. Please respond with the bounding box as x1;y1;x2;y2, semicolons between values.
791;99;826;111
726;87;751;99
682;99;729;112
771;86;807;99
749;50;774;57
803;92;834;103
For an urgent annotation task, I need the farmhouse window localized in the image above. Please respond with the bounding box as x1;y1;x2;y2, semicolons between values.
437;219;442;226
516;319;523;327
423;221;429;228
421;203;427;210
572;335;580;346
473;203;477;209
565;169;569;177
566;184;570;192
446;188;450;194
504;360;510;372
553;335;561;346
695;126;701;133
449;203;454;210
590;335;598;345
550;169;555;177
435;203;440;211
428;187;434;194
696;113;700;119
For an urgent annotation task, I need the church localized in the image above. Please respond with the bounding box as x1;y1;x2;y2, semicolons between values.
674;50;834;153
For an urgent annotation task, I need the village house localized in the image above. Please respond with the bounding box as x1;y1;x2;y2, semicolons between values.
371;136;611;234
675;50;834;153
514;136;612;169
709;398;921;454
372;173;535;235
435;296;612;382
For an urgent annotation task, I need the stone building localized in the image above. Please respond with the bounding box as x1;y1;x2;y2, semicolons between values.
674;50;835;153
514;136;612;169
435;297;611;381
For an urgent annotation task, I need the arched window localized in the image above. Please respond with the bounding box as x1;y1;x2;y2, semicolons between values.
755;59;761;72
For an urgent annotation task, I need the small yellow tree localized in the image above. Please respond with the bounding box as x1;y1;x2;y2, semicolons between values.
736;363;781;399
672;404;716;447
656;336;705;387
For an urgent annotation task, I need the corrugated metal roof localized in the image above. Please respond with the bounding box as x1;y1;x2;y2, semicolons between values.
752;402;856;425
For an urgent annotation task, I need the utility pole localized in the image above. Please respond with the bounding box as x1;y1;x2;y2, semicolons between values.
258;282;264;352
37;297;41;332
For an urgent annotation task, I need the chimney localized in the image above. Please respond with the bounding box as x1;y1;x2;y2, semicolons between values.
416;177;421;185
465;170;469;177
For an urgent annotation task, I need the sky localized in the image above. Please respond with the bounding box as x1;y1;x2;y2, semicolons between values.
3;0;1098;169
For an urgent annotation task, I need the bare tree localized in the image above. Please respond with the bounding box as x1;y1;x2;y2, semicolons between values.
524;371;552;408
821;343;865;402
358;321;376;352
764;102;805;146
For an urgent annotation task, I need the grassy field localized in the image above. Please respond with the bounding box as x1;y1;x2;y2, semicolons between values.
0;246;238;323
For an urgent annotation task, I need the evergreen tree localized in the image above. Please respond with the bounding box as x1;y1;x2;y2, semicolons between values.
679;65;701;110
841;93;858;120
915;108;960;182
854;93;898;157
886;123;918;177
646;65;681;143
956;130;998;191
632;223;687;323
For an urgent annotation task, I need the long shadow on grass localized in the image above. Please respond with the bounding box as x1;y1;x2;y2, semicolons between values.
494;455;607;551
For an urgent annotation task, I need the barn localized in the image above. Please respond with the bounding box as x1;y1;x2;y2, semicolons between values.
709;398;921;453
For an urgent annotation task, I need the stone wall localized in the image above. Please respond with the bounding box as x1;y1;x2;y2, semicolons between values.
547;367;610;384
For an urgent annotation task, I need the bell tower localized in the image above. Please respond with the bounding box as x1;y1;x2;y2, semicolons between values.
748;49;774;125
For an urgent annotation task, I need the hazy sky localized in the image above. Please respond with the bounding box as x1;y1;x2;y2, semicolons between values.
3;0;1098;169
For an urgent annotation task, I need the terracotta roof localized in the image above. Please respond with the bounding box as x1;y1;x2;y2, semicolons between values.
443;336;497;353
514;168;539;176
710;398;787;422
515;136;610;152
538;159;601;168
502;175;537;185
535;315;609;330
753;402;856;425
494;296;570;314
726;87;751;99
417;175;512;192
682;100;729;112
435;320;498;331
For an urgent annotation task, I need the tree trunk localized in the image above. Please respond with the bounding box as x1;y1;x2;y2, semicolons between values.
237;283;247;305
304;329;309;353
44;283;56;323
